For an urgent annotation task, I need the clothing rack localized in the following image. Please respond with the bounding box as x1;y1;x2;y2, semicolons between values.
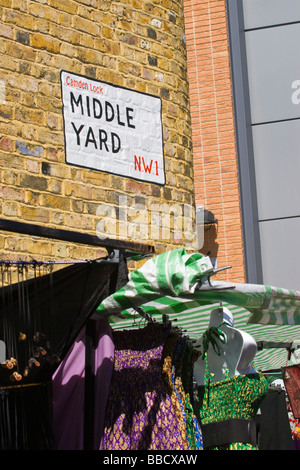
257;341;300;352
257;340;300;367
256;341;300;377
135;308;192;345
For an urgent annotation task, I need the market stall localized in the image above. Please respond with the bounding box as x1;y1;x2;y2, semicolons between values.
1;247;300;450
95;248;300;450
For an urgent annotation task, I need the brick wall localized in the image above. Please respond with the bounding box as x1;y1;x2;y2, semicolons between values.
0;0;196;266
183;0;246;282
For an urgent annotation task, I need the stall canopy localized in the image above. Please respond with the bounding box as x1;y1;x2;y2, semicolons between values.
97;248;300;373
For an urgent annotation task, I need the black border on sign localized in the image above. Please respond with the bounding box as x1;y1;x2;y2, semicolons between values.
60;70;166;186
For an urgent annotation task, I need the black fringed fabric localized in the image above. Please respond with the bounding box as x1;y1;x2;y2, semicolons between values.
0;259;117;450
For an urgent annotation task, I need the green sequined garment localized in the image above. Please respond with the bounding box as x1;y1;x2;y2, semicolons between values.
197;370;269;450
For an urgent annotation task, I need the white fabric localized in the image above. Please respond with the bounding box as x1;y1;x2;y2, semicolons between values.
194;307;257;385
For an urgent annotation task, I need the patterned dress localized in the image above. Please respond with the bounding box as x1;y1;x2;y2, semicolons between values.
102;323;190;450
171;337;203;450
196;326;269;450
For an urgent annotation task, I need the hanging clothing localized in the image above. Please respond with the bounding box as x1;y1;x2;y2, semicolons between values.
283;365;300;419
102;323;193;450
0;260;116;450
287;401;300;444
197;371;269;450
181;345;203;450
52;317;114;450
170;336;203;450
196;326;269;450
256;388;294;450
52;252;129;450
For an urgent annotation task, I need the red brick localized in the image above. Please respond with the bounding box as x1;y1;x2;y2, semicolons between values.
0;137;14;151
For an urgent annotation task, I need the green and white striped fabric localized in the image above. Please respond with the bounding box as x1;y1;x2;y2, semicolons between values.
98;248;300;325
97;248;300;372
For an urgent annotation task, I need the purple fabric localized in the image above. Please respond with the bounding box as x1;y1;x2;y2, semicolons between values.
102;324;188;450
294;439;300;450
52;317;114;450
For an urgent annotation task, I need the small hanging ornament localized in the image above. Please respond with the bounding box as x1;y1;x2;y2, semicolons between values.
28;357;40;368
2;358;17;369
9;371;22;382
1;360;12;369
19;332;26;341
34;347;47;358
